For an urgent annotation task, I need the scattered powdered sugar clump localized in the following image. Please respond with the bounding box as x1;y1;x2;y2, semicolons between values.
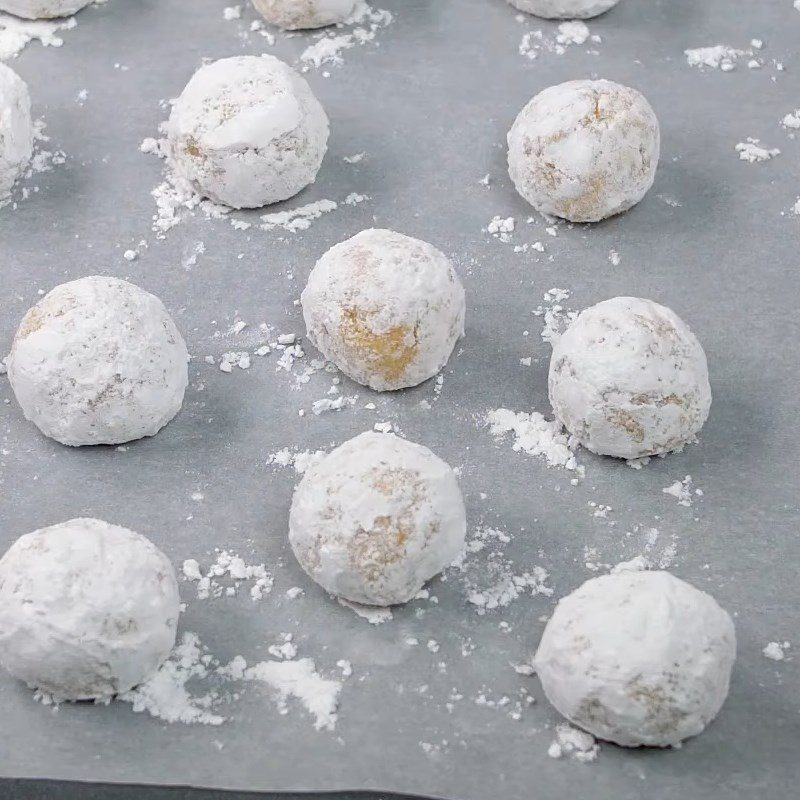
124;632;347;731
547;724;600;762
662;475;702;507
182;550;273;601
120;633;225;726
0;13;76;60
267;447;327;473
533;287;576;344
762;641;790;661
486;408;583;476
782;108;800;132
684;43;769;72
299;3;393;71
141;134;230;239
456;526;553;613
486;215;515;242
519;21;601;61
735;138;780;163
223;649;346;731
260;193;367;233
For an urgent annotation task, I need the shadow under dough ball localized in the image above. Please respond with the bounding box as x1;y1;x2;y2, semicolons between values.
251;0;357;29
507;0;622;19
535;570;736;747
507;78;659;222
289;432;467;606
7;276;189;446
301;228;466;391
167;55;329;209
547;296;711;460
0;0;93;18
0;518;180;701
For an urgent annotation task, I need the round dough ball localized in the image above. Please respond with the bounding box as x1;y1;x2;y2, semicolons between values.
0;518;180;701
535;570;736;747
548;297;711;459
507;79;659;222
301;229;466;391
507;0;621;19
7;276;189;447
252;0;356;29
167;55;329;209
0;64;33;200
289;431;467;606
0;0;92;18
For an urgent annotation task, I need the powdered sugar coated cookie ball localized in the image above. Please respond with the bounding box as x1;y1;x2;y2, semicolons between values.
167;55;329;209
507;79;659;222
549;297;710;459
0;0;92;18
0;64;33;200
507;0;621;19
8;276;189;447
535;570;736;747
252;0;356;29
289;432;467;606
0;518;180;701
302;229;465;391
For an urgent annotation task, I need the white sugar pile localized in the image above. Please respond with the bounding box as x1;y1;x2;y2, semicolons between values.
762;641;791;661
182;551;273;601
735;138;780;163
519;21;601;61
662;475;701;507
548;724;600;762
260;193;367;233
120;633;225;726
685;45;748;71
456;526;553;614
0;13;76;60
532;288;576;344
267;448;327;473
300;2;393;71
486;408;582;475
140;134;230;238
225;654;344;731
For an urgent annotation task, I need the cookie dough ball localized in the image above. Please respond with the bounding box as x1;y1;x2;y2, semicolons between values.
252;0;356;29
0;518;180;701
0;65;33;200
548;297;711;459
507;79;659;222
289;432;467;606
302;229;466;391
535;571;736;747
0;0;92;18
7;276;189;447
167;55;329;209
507;0;621;19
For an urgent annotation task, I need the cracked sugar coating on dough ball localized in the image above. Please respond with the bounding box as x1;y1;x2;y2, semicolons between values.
0;64;33;200
507;79;659;222
0;518;180;701
301;229;466;391
8;276;189;447
0;0;92;18
252;0;356;29
548;297;711;459
535;570;736;747
289;432;467;606
167;55;329;209
507;0;621;19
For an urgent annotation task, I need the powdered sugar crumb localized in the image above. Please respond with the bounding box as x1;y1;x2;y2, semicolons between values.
486;408;582;475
